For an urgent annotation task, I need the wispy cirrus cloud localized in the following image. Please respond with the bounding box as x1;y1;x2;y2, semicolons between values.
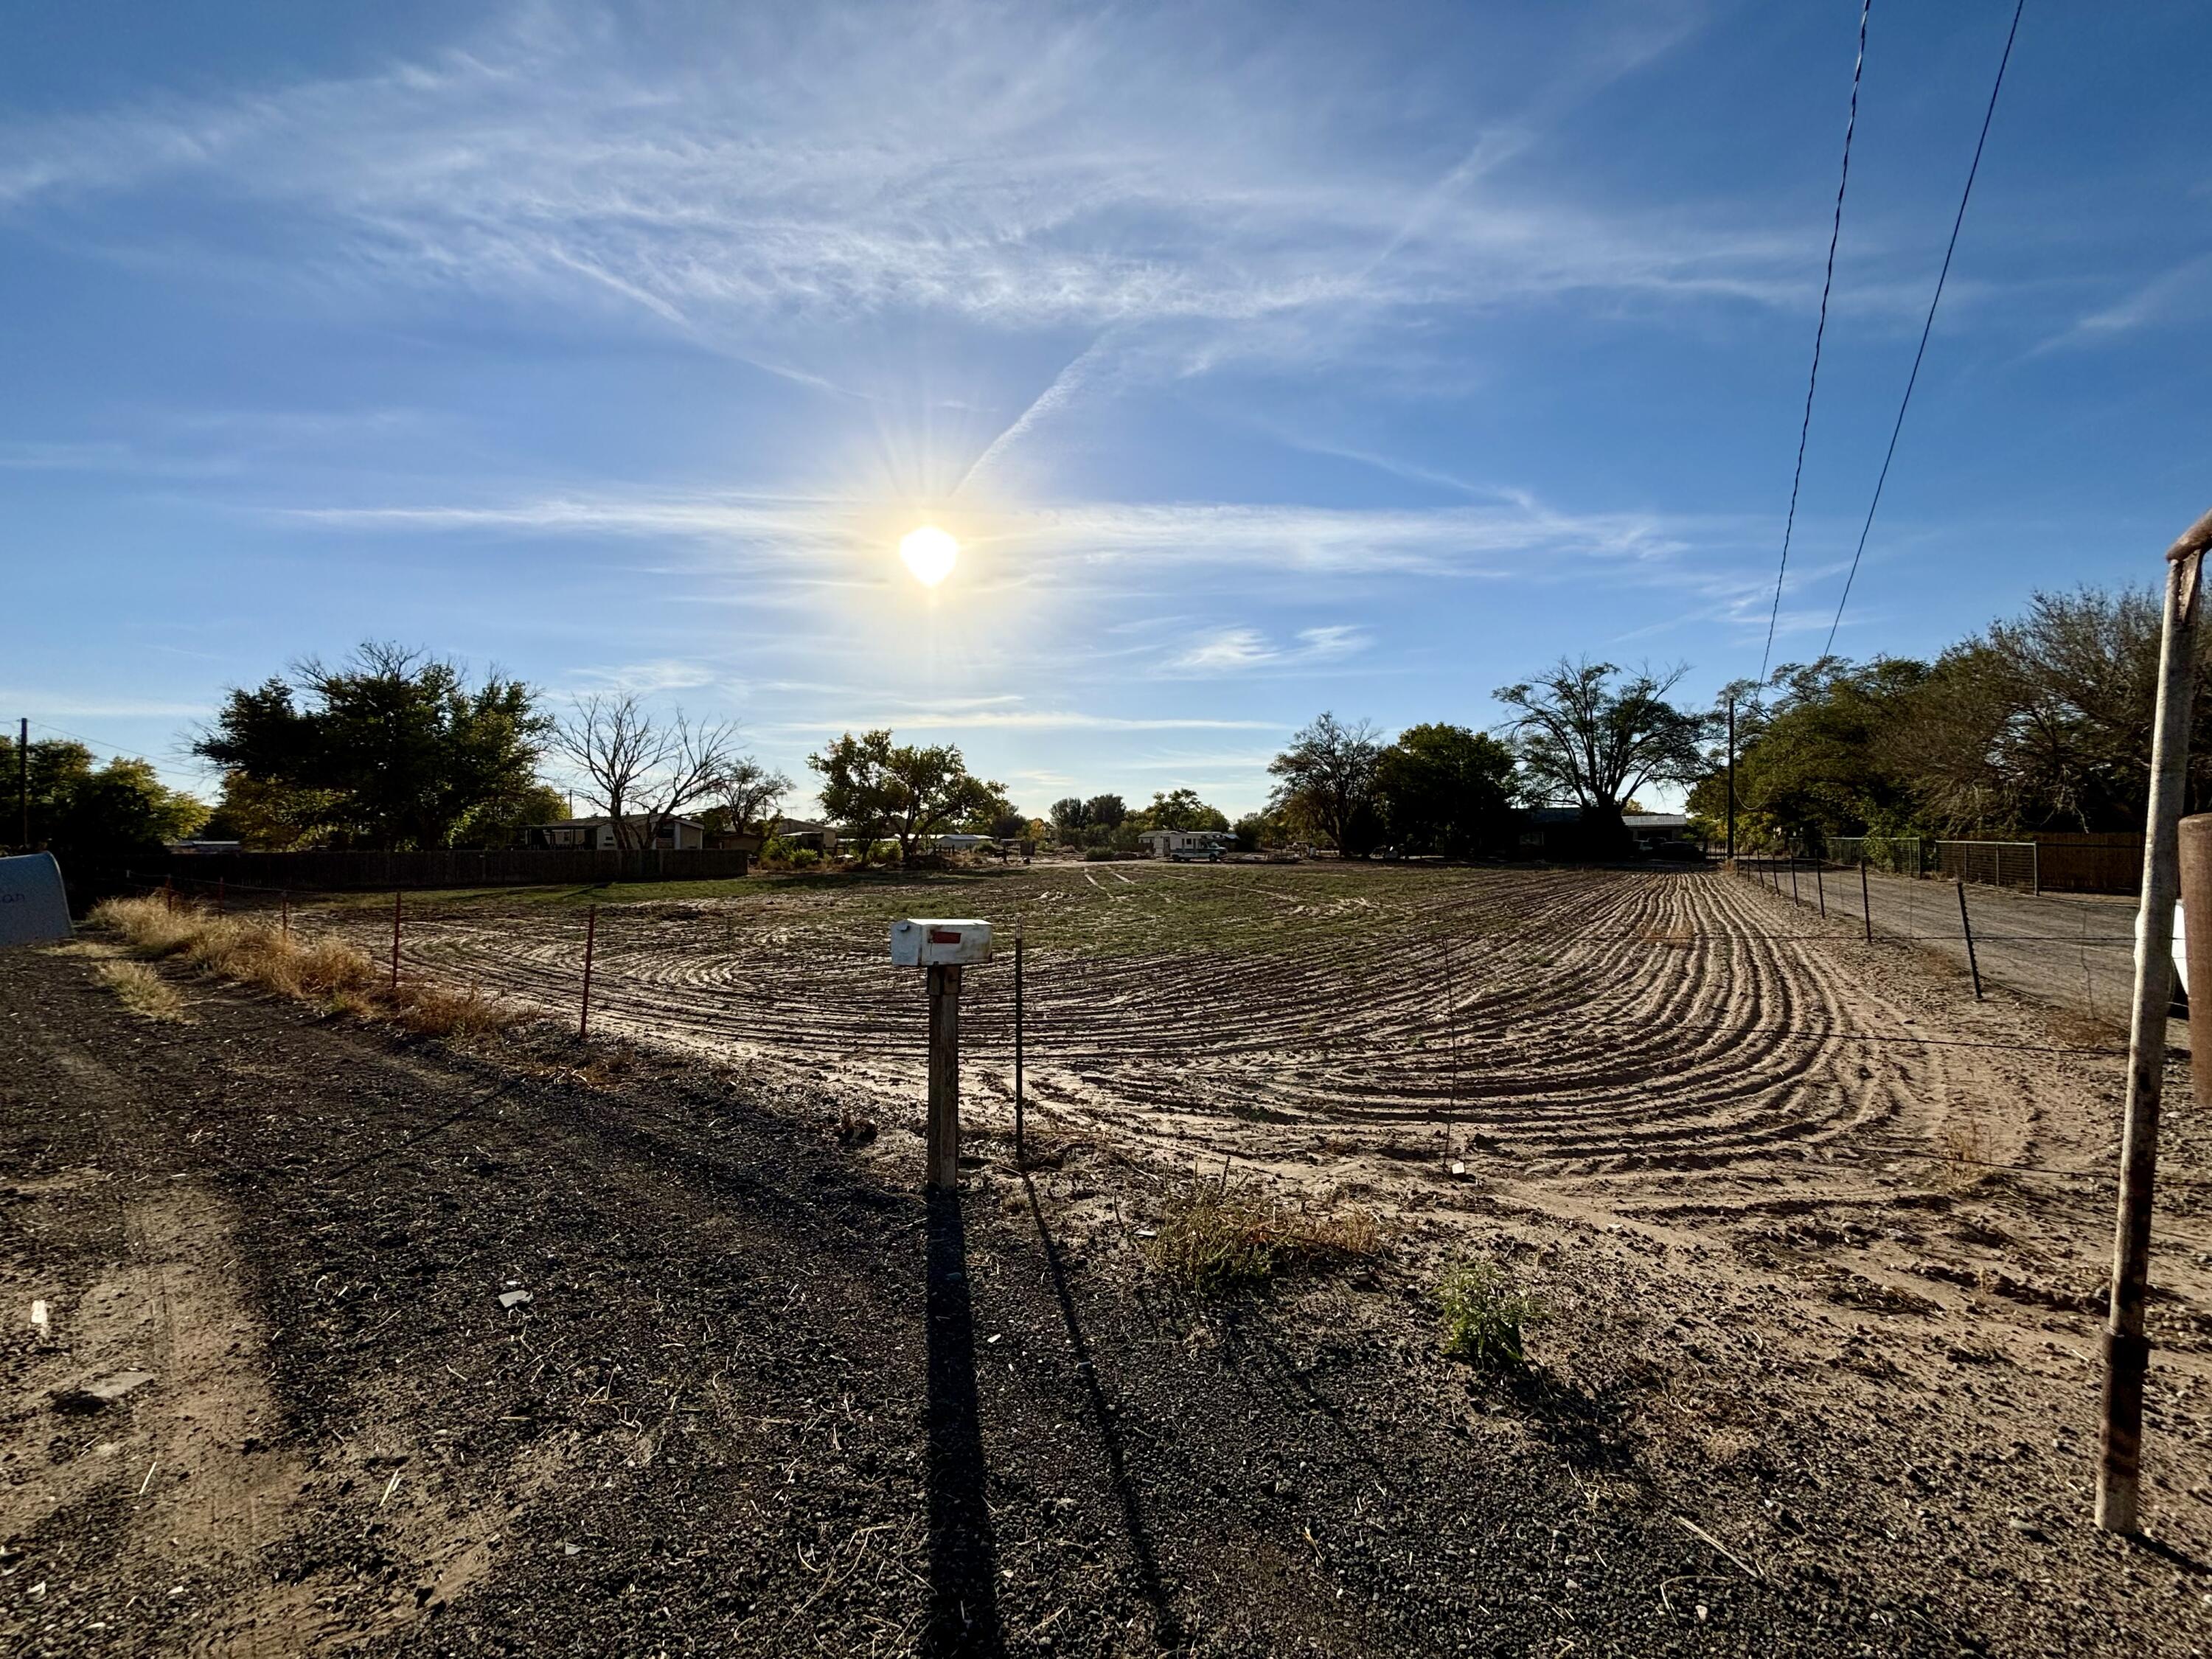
1171;623;1371;674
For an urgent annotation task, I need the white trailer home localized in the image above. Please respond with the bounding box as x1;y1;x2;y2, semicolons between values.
1138;829;1236;862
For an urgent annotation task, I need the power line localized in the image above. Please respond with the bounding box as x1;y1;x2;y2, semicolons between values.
1761;0;1870;688
1823;0;2027;658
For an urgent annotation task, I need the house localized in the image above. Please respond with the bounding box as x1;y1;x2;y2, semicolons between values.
527;814;709;851
1138;829;1236;861
1622;813;1694;853
771;818;841;853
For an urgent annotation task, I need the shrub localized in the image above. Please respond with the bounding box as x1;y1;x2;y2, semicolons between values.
1434;1260;1546;1369
1146;1179;1378;1294
90;894;517;1037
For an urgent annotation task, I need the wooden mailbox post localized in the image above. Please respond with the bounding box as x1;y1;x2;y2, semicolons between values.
891;919;994;1191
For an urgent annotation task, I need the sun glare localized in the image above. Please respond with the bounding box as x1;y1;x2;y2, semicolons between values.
899;524;959;586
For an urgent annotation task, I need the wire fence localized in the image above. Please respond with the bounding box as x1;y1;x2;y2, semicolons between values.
94;860;2200;1203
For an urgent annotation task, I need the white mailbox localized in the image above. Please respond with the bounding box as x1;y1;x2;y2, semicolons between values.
890;917;993;967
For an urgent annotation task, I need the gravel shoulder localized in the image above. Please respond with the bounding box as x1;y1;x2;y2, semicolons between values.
3;917;2211;1655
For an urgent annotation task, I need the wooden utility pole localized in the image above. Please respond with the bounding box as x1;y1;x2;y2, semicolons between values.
2180;815;2212;1111
2097;506;2212;1534
579;905;598;1039
1725;698;1736;863
926;964;964;1191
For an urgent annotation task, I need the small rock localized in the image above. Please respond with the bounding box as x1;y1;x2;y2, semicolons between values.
498;1290;532;1310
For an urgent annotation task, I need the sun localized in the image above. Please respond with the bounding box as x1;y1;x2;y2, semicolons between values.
898;524;959;586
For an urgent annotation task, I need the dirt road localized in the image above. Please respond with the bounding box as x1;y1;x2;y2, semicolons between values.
5;886;2212;1654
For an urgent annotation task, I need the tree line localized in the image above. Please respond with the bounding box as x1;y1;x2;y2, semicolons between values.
7;584;2183;869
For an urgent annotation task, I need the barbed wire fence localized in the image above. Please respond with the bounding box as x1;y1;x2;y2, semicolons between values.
101;859;2199;1197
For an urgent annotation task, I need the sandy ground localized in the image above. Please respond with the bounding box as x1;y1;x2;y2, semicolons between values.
5;862;2212;1654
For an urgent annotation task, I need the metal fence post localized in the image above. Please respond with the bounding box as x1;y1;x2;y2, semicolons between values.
1955;880;1983;1001
580;904;597;1040
1014;929;1025;1165
1860;859;1872;944
1815;862;1826;918
391;889;402;992
926;964;964;1192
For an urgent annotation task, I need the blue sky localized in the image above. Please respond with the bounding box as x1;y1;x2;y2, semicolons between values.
5;1;2208;819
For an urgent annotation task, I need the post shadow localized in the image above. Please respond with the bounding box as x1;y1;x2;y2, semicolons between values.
925;1187;1004;1656
1022;1175;1180;1649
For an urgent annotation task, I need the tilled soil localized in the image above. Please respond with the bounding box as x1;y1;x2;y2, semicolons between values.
4;871;2212;1655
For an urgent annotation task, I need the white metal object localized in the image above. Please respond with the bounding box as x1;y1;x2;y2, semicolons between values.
0;854;72;947
889;917;994;967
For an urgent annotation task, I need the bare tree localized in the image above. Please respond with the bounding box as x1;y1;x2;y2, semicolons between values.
552;695;742;850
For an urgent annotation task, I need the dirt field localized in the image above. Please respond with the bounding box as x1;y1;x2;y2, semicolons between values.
6;860;2212;1655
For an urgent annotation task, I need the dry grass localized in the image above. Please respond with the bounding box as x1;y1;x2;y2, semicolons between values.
94;959;188;1023
1146;1178;1380;1294
90;895;523;1039
1934;1119;1999;1194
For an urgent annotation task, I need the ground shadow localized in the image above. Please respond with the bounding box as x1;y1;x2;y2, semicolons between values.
1021;1174;1181;1649
925;1188;1005;1656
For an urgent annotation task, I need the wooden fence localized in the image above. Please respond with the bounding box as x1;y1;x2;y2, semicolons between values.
2028;832;2143;895
131;846;754;892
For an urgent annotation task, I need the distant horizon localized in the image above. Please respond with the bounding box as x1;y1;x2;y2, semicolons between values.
8;2;2208;823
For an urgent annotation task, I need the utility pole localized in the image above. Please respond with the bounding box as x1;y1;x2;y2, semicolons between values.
1725;697;1736;863
2097;505;2212;1534
17;717;27;851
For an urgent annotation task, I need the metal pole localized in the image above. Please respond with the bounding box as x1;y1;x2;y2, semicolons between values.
580;904;597;1040
2098;509;2211;1534
16;717;27;850
1860;859;1872;944
1816;862;1826;918
391;889;403;992
1014;931;1025;1166
1790;860;1800;905
1955;880;1983;1001
1725;697;1736;863
926;964;964;1192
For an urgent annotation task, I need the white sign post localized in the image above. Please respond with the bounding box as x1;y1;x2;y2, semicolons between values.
890;919;993;1190
0;854;72;947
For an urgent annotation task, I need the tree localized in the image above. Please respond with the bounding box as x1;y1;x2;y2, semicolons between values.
1;736;206;861
1084;793;1127;832
1267;712;1384;856
1373;723;1517;857
715;756;793;835
1143;787;1229;832
1494;661;1708;850
195;642;549;849
988;809;1029;842
551;694;744;849
807;730;1009;866
1049;797;1089;840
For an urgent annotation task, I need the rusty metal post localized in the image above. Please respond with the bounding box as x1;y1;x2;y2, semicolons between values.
926;964;964;1191
1955;880;1983;1001
1013;929;1025;1166
580;904;598;1040
2099;510;2211;1534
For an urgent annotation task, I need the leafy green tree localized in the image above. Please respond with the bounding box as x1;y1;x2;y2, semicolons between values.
1049;797;1088;840
1141;787;1229;832
1;736;206;861
1373;723;1517;857
1495;661;1708;852
807;730;1009;865
1083;793;1127;831
1267;712;1383;857
194;642;549;849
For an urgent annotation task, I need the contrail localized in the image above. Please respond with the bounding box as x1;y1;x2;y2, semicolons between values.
952;335;1112;495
